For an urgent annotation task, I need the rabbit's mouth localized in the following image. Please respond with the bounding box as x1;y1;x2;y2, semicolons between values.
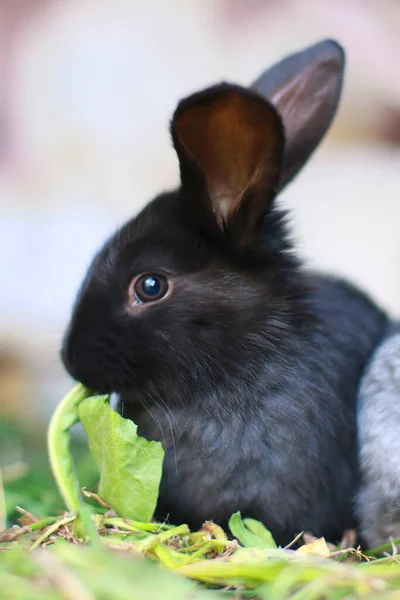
61;331;139;395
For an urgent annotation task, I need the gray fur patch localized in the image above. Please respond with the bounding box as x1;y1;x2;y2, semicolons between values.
357;326;400;548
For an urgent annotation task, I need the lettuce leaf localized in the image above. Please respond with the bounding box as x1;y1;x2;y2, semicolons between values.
229;512;276;549
78;396;164;521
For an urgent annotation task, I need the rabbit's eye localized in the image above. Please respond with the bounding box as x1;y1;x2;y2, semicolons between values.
133;274;169;303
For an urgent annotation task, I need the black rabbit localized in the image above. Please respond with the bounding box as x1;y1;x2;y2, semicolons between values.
62;40;388;546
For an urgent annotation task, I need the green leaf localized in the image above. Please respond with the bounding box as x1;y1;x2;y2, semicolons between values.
229;512;277;549
47;383;93;513
242;517;277;549
78;396;164;522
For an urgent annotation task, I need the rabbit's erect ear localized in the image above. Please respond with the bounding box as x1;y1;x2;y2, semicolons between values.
171;84;284;248
252;39;345;190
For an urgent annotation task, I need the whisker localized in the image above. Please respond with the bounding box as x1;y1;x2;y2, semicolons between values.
138;398;168;456
153;396;178;477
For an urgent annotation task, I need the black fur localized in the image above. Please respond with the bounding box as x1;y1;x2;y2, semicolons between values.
62;47;388;546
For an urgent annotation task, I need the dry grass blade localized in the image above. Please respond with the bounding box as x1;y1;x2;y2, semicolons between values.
284;531;304;550
81;487;111;509
34;550;96;600
0;524;31;542
15;506;40;526
30;515;77;550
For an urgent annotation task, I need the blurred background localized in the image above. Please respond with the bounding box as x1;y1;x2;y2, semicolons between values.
1;0;399;427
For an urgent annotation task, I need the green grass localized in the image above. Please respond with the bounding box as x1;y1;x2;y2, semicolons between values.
2;417;400;600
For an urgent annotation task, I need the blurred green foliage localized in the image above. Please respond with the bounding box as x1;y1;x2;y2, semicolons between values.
0;417;98;524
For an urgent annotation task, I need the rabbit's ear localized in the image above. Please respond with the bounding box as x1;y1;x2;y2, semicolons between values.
171;84;284;248
252;39;345;190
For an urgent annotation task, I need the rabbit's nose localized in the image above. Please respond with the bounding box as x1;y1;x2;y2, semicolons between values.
60;328;119;394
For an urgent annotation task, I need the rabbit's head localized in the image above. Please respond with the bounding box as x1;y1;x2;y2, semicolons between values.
62;40;344;402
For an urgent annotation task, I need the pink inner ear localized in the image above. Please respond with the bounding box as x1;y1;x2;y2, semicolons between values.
263;50;344;188
175;89;283;224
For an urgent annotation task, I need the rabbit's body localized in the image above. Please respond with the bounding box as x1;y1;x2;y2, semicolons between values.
62;40;389;545
121;251;386;545
356;325;400;548
67;188;387;545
